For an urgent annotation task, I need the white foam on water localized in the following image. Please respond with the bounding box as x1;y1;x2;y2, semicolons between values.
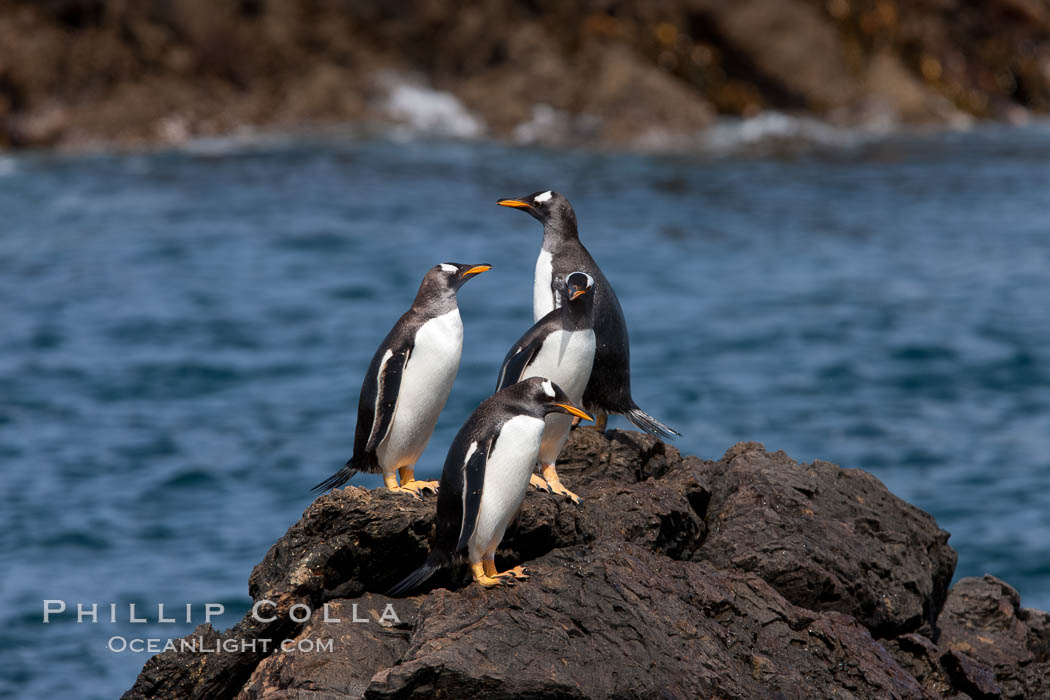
384;80;483;139
699;112;875;156
511;104;568;144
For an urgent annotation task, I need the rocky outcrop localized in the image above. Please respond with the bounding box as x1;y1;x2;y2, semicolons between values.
3;0;1049;150
123;429;1050;698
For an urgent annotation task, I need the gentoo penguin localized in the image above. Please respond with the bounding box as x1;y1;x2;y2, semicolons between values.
495;271;595;504
388;377;592;594
497;190;678;438
312;262;491;496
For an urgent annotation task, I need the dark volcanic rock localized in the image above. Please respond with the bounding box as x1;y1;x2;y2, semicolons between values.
936;575;1050;699
694;441;957;638
123;430;1048;699
884;574;1050;699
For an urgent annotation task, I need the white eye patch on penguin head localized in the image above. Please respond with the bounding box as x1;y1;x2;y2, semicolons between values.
426;262;491;294
565;271;594;301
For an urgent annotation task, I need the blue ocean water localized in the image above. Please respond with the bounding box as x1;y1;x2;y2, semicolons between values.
1;123;1049;698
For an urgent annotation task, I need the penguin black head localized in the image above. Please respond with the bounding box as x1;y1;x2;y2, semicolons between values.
497;190;578;235
564;272;594;303
504;377;593;422
413;262;491;309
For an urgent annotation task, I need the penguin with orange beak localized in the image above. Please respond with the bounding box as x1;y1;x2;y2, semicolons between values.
498;191;678;438
495;272;596;503
389;377;592;594
313;262;491;495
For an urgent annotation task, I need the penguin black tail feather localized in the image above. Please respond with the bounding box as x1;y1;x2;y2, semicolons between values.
624;406;680;440
311;459;358;493
387;550;447;597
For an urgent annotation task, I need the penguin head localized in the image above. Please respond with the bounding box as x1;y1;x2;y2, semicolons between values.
414;262;491;308
551;271;594;312
430;262;491;290
513;377;593;422
564;272;594;304
497;190;577;233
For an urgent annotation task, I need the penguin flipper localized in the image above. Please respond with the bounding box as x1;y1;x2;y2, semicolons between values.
495;332;544;392
364;345;412;453
455;435;495;553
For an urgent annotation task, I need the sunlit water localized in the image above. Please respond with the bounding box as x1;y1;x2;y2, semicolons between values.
2;123;1049;698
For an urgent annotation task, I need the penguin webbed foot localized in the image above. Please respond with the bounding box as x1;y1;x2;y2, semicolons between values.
473;562;522;588
541;465;581;505
390;468;439;497
403;479;439;495
494;565;530;581
529;473;552;493
388;485;423;499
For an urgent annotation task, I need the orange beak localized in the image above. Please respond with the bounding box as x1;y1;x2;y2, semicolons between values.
570;289;587;300
462;264;491;277
497;199;532;210
555;403;593;422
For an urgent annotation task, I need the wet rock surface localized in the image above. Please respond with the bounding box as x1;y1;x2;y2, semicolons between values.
3;1;1049;150
123;429;1050;699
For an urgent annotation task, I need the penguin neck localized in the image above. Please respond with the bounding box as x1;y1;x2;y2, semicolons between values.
559;297;593;330
411;288;459;318
501;397;546;421
541;218;580;252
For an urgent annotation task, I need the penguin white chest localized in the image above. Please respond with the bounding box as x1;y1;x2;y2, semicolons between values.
377;310;463;470
522;328;595;466
533;248;555;322
469;415;546;559
521;329;595;402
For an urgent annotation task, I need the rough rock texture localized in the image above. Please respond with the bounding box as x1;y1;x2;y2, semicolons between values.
696;442;956;638
3;0;1050;150
124;430;1050;699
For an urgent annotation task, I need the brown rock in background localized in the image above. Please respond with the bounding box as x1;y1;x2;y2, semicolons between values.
2;0;1049;150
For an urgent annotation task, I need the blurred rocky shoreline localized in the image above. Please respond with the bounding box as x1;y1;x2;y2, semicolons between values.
2;0;1049;151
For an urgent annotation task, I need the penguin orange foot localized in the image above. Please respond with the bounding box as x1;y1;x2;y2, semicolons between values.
472;562;513;588
529;473;552;492
382;474;422;498
478;560;529;584
541;464;581;504
397;467;439;495
494;564;530;580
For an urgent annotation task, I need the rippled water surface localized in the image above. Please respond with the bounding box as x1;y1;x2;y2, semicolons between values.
2;124;1049;698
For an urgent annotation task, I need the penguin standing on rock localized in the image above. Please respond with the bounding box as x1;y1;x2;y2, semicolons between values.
313;262;491;496
388;377;592;594
495;271;595;504
497;191;678;438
